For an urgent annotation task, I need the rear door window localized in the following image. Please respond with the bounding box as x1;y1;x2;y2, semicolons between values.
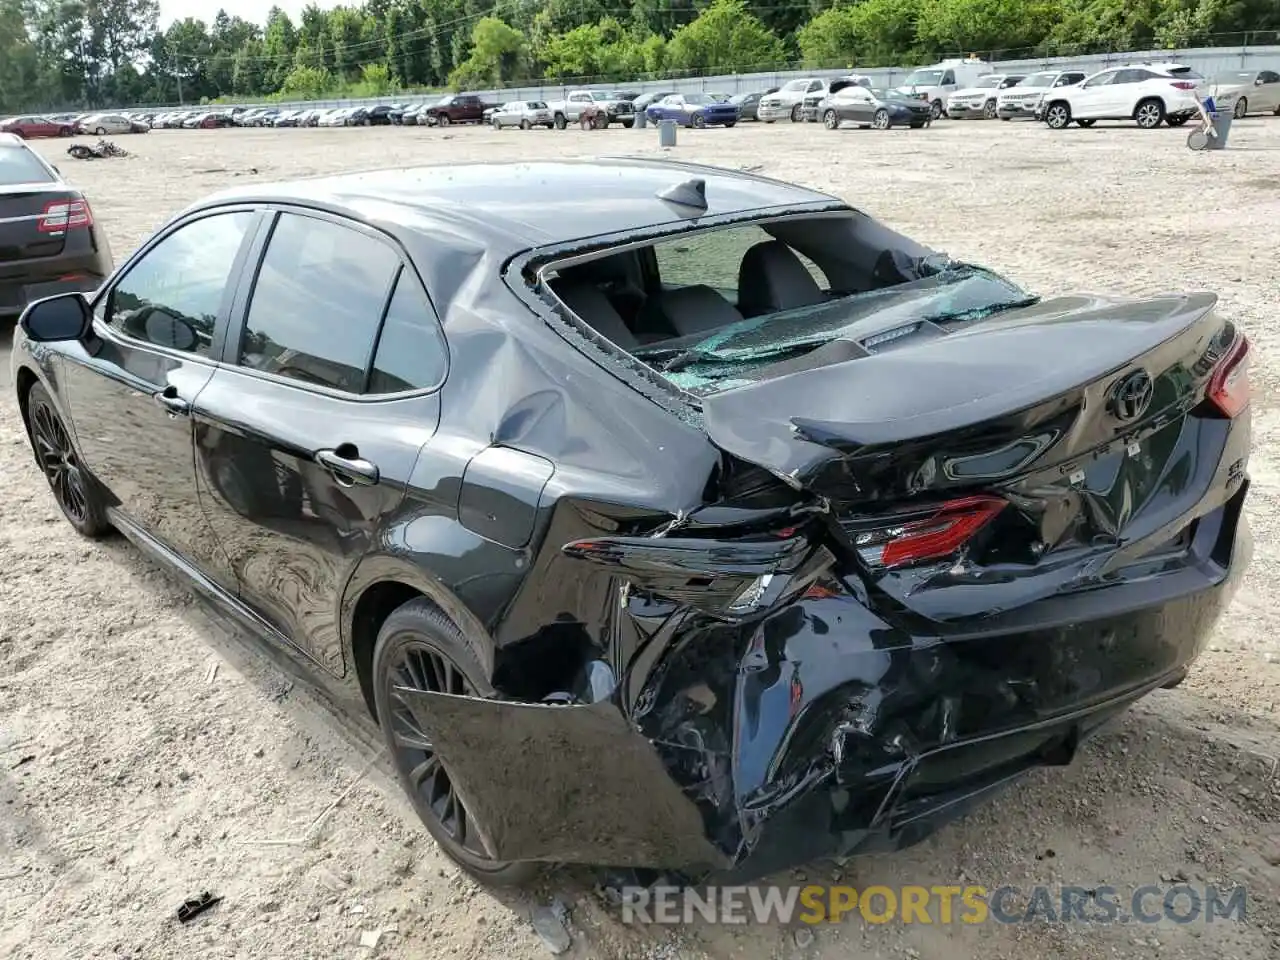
237;213;399;393
0;146;54;185
368;270;448;394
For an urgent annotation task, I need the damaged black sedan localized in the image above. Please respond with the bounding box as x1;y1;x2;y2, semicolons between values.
11;159;1252;886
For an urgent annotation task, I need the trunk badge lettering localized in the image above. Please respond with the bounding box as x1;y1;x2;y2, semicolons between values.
1109;369;1154;422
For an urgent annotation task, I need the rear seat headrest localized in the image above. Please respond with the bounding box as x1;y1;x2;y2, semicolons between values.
645;284;744;339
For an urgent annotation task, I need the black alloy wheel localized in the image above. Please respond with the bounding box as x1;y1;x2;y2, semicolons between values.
27;383;109;537
373;599;537;886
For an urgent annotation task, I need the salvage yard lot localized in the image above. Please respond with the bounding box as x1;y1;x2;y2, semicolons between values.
2;120;1280;960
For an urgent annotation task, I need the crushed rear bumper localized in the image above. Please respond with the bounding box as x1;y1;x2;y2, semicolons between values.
399;485;1249;881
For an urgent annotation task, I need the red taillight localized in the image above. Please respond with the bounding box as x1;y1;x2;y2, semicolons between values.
38;198;93;234
1171;81;1197;90
853;496;1006;570
1207;335;1250;418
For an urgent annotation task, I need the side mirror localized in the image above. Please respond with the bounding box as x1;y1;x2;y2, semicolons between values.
19;292;92;343
141;308;199;352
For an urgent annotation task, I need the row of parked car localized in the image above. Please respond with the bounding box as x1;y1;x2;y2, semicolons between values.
0;112;150;138
8;62;1275;143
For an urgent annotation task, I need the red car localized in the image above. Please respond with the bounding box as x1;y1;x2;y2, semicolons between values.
0;116;74;139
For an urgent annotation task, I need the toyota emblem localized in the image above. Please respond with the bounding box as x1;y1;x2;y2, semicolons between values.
1109;369;1154;422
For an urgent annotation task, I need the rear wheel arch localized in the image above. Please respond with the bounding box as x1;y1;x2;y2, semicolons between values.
344;564;496;717
1133;96;1166;127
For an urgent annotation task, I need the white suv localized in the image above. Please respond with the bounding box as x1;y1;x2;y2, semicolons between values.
1041;62;1206;129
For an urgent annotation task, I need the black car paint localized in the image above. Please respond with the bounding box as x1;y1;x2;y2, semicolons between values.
11;159;1250;883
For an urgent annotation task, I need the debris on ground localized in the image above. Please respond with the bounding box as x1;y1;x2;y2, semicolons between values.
531;904;573;954
175;892;221;924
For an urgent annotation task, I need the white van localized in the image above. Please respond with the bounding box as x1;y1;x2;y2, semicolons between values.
894;57;993;120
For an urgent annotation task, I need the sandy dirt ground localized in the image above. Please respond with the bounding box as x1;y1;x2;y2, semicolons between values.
2;117;1280;960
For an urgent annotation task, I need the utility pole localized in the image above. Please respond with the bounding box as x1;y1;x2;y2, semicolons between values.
170;45;184;105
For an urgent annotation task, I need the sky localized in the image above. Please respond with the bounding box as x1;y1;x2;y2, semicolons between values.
158;1;336;28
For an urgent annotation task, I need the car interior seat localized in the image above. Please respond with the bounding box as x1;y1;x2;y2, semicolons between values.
736;240;828;317
640;284;745;340
551;281;640;350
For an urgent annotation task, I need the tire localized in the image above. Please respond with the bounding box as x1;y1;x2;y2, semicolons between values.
554;113;567;130
763;119;774;124
999;115;1012;121
1134;98;1165;129
621;119;634;128
1165;115;1189;127
1187;130;1209;151
1044;101;1071;129
691;113;706;129
930;99;944;120
25;382;111;538
983;98;997;119
790;104;802;122
519;119;530;130
372;598;539;887
1233;97;1248;119
94;126;106;136
491;118;501;129
595;114;609;129
872;108;891;130
1076;118;1096;127
437;114;450;127
59;126;72;137
723;120;736;127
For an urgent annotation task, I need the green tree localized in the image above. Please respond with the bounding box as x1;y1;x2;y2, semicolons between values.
280;63;331;96
916;0;1065;53
665;0;786;73
448;16;524;88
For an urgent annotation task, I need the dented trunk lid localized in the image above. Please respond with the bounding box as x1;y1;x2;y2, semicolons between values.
700;291;1245;618
700;292;1225;494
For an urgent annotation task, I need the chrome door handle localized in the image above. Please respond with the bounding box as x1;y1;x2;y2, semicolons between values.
154;386;190;417
316;448;379;486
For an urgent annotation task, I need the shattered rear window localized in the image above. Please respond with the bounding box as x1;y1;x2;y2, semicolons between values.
634;261;1036;397
537;212;1038;404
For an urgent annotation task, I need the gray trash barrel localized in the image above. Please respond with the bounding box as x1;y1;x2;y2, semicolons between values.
658;119;677;147
634;109;647;129
1205;106;1232;150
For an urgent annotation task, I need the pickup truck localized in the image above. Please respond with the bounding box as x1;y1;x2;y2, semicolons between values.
422;93;498;126
546;90;637;129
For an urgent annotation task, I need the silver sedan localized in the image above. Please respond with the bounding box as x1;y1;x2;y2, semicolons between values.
1212;69;1280;117
490;101;554;129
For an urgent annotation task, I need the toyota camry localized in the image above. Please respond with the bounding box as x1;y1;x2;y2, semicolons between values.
10;159;1252;886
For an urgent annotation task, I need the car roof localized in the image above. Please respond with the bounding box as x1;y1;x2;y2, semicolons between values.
195;158;842;251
